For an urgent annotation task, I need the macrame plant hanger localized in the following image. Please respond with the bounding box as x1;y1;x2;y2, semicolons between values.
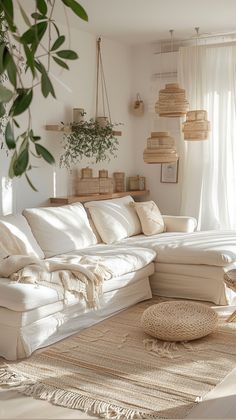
95;37;111;124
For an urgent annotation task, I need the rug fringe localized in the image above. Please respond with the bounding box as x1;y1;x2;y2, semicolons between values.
143;338;193;358
0;367;33;387
0;367;154;419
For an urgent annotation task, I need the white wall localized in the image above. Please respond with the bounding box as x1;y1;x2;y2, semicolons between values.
130;43;184;215
0;23;135;214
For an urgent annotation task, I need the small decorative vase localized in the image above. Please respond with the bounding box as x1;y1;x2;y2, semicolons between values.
73;108;85;123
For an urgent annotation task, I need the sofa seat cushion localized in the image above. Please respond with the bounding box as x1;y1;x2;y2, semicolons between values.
0;244;155;312
0;264;154;324
0;214;44;258
23;203;97;258
120;230;236;266
84;196;142;244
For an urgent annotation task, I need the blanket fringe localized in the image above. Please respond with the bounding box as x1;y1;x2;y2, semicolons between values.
0;367;156;419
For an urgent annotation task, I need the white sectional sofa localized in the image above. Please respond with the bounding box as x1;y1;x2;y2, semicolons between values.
0;195;236;361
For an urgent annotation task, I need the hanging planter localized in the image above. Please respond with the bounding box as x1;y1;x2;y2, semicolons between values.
143;131;178;164
155;83;189;117
182;110;210;141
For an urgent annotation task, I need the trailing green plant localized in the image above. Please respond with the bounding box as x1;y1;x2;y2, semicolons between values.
0;0;88;189
60;119;120;167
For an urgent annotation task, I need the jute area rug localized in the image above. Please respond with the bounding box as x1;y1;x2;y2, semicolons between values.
1;297;236;419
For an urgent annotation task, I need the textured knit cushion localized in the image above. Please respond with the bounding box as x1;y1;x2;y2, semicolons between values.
132;201;165;235
0;214;44;258
85;196;142;244
141;301;218;342
23;203;97;258
224;264;236;292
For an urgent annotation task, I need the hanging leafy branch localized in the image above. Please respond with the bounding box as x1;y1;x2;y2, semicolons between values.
0;0;88;189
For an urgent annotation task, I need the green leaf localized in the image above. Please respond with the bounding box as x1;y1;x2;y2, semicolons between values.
5;122;15;149
35;143;55;164
25;173;38;191
52;56;69;70
0;103;5;118
0;84;14;103
8;151;17;178
56;50;78;60
32;136;41;142
31;12;47;20
61;0;88;21
24;44;35;77
12;118;20;128
51;35;65;51
0;44;5;74
52;22;60;38
21;22;48;46
13;148;29;176
0;0;15;31
0;0;13;20
6;53;17;87
10;89;33;116
18;1;31;26
36;0;47;15
41;70;56;98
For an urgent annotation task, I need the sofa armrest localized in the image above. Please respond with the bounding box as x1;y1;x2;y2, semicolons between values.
163;215;197;233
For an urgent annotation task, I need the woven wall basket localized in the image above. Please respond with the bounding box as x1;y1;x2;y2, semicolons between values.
143;131;178;164
182;109;210;141
155;83;189;117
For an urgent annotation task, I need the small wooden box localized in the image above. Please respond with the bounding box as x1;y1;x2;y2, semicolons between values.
99;178;113;194
81;167;93;179
99;169;108;178
113;172;125;192
77;178;99;195
128;176;146;191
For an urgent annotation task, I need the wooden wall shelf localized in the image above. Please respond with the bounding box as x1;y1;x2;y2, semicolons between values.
45;125;122;137
50;190;149;205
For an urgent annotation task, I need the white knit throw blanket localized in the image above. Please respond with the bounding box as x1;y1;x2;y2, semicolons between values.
0;254;114;309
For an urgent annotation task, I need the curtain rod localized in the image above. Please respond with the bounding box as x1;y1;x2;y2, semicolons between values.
153;31;236;54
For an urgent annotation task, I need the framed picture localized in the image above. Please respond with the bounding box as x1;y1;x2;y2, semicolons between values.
160;160;179;183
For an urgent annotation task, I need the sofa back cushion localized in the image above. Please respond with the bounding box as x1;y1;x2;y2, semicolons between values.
0;214;44;258
84;196;142;244
23;203;97;257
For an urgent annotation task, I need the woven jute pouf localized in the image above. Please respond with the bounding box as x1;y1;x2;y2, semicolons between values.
141;301;218;342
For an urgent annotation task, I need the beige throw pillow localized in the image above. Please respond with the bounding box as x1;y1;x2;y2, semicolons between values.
132;201;165;236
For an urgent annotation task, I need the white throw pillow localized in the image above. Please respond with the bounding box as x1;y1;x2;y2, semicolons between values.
132;201;165;235
85;196;142;244
0;214;44;258
23;203;97;258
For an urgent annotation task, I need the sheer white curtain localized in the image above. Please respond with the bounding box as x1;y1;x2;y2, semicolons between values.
178;44;236;230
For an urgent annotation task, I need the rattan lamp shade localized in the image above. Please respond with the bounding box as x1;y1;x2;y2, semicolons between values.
155;83;189;117
182;110;210;141
143;131;178;164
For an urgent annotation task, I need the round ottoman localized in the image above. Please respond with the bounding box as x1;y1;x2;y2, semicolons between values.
141;301;218;342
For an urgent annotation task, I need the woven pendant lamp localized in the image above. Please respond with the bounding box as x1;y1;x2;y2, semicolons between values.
143;131;178;164
183;28;210;141
182;110;210;140
155;30;189;118
156;83;189;117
